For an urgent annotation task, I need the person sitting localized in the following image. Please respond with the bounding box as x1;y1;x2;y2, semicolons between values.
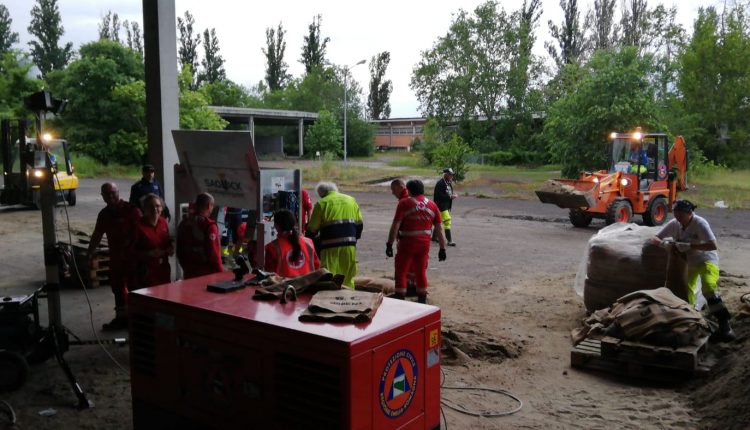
628;146;648;174
264;209;319;278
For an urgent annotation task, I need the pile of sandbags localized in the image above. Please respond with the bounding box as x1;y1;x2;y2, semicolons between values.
577;223;676;312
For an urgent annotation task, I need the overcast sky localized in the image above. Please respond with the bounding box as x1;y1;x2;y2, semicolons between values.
4;0;715;118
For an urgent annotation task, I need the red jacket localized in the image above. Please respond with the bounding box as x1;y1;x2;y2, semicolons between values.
394;196;442;244
133;216;172;288
301;189;313;231
92;199;141;265
264;233;319;278
177;214;223;279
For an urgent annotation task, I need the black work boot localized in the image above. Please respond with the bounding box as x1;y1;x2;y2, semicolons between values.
445;229;456;247
417;295;427;304
102;316;128;331
707;296;736;342
714;318;737;342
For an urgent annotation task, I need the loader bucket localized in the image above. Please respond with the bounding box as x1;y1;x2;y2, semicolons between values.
535;179;598;209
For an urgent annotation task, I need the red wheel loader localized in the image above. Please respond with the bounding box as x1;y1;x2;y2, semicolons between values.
535;130;688;227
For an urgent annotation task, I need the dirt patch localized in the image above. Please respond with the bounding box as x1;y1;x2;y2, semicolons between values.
689;315;750;430
441;323;524;365
493;213;570;224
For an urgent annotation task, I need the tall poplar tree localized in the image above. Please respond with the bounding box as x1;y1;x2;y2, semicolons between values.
300;14;329;74
367;51;392;119
0;4;19;53
27;0;72;78
546;0;585;71
177;11;200;89
197;28;225;86
263;23;290;91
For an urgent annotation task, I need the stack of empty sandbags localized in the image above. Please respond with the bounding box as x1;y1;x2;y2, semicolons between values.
578;223;677;312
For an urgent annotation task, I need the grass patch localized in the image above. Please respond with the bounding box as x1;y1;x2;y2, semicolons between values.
72;155;140;179
685;169;750;209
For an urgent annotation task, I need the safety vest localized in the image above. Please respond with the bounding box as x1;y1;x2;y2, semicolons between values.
310;191;363;250
399;197;437;238
268;236;316;277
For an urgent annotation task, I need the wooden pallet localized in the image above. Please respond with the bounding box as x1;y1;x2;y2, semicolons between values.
87;255;111;289
571;335;710;382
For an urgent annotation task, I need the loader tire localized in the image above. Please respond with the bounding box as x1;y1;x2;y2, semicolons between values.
67;189;77;206
643;196;668;226
0;350;29;391
569;209;593;228
605;200;632;225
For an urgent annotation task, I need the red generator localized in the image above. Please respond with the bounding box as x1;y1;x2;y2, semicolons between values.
128;272;442;430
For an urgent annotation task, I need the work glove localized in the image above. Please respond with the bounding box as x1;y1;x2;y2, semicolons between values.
658;239;674;249
676;242;691;252
386;243;394;258
438;249;446;261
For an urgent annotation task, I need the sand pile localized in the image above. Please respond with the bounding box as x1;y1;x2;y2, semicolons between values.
690;314;750;429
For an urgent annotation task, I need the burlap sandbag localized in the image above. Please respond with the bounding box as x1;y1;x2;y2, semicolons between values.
353;276;395;295
581;223;669;312
299;290;384;323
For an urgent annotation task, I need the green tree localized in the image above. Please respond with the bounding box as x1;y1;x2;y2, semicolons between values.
367;51;392;120
411;1;541;123
678;6;750;167
584;0;618;51
178;65;228;130
648;5;685;101
507;0;542;116
0;4;19;53
98;11;120;43
300;15;329;75
619;0;651;51
419;117;446;164
123;20;143;58
263;23;291;91
345;116;374;157
46;40;144;162
432;134;472;182
546;0;586;71
27;0;72;78
305;109;341;157
197;28;225;86
0;52;44;118
543;47;662;177
177;11;200;89
200;79;261;108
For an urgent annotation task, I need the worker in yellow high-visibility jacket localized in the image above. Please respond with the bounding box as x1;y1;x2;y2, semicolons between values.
307;182;363;288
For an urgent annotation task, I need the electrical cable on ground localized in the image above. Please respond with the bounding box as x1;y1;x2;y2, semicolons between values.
439;367;523;428
0;399;17;426
51;159;130;376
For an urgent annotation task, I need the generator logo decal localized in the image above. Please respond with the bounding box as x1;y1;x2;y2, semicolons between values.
379;349;418;419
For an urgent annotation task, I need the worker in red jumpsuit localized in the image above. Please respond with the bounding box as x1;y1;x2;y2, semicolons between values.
177;192;224;279
132;194;173;288
301;188;313;233
386;179;447;303
88;182;141;331
390;178;408;201
265;209;319;277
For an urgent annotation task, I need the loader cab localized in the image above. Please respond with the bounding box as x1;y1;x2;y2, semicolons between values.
609;132;669;190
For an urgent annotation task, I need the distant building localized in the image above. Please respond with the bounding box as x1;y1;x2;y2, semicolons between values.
371;117;426;152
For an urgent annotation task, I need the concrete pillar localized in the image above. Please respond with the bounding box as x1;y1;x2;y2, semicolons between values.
249;116;255;146
143;0;179;227
298;118;304;157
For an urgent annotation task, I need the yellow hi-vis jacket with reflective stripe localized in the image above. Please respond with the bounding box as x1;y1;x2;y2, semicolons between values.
308;191;363;250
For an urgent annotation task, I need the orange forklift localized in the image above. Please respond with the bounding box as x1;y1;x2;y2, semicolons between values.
536;129;688;227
